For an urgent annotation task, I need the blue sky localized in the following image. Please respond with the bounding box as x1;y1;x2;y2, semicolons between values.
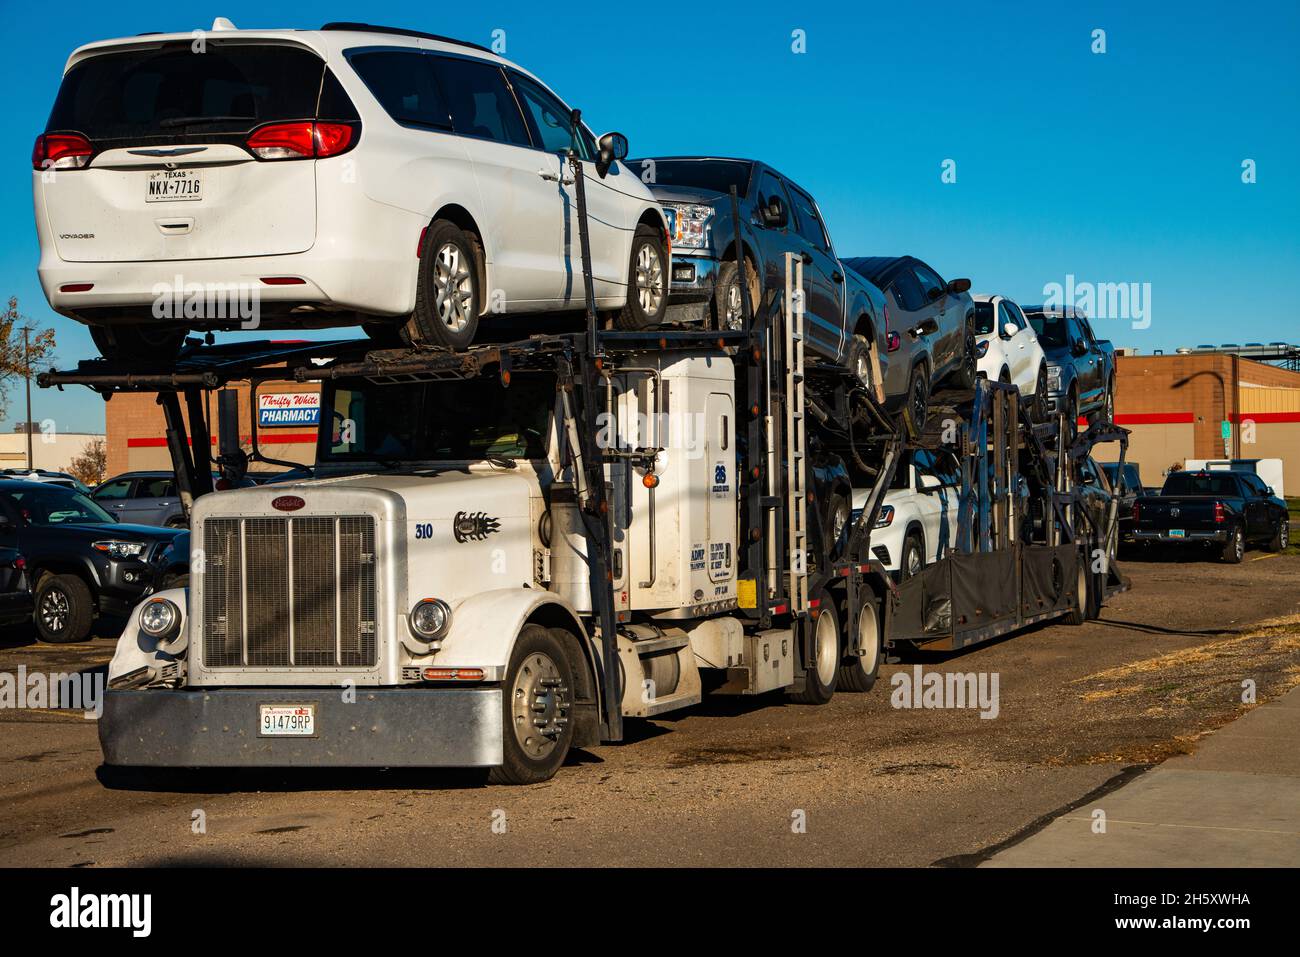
2;0;1297;433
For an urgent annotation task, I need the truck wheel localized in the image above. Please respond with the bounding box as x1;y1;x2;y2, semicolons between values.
403;220;480;350
1031;364;1049;422
90;325;185;361
1267;518;1290;552
826;492;850;560
1220;526;1245;564
1062;557;1090;626
615;225;668;330
1088;379;1115;426
489;624;575;785
838;595;882;692
900;364;930;440
787;589;840;705
34;573;94;644
1064;388;1080;442
712;257;760;331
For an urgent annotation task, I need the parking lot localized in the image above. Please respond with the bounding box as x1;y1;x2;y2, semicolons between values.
1;554;1296;868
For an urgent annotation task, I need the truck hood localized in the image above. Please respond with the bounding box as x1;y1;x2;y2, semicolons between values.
645;184;728;206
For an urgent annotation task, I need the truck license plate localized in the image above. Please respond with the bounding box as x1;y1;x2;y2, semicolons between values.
259;704;316;736
1169;529;1185;538
146;169;202;202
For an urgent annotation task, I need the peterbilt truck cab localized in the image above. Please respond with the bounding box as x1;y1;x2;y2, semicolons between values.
103;349;770;784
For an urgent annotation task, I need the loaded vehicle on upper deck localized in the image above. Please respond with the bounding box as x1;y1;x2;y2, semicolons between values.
841;255;978;438
971;293;1048;422
627;156;890;391
1019;305;1116;434
33;20;668;358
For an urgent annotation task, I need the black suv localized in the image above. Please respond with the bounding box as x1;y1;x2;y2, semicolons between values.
0;480;183;642
0;547;32;628
842;256;977;435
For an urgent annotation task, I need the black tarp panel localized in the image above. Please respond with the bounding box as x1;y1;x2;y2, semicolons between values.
1022;543;1079;617
951;550;1018;634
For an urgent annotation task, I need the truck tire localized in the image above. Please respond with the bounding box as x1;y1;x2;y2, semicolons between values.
1220;525;1245;564
34;573;95;644
489;624;576;785
1062;556;1090;626
1089;377;1115;426
899;531;925;581
713;257;761;331
1267;517;1290;552
403;220;481;350
90;325;185;362
1031;364;1049;423
838;595;882;693
787;589;840;705
845;333;873;389
614;225;668;330
826;492;850;560
900;363;930;440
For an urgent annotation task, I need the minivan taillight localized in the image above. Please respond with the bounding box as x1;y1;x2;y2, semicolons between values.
32;132;92;171
246;122;355;160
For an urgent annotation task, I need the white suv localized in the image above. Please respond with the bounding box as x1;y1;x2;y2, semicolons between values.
972;294;1048;420
852;449;961;579
32;21;669;357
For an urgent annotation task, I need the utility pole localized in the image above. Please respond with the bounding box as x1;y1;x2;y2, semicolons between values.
23;325;33;470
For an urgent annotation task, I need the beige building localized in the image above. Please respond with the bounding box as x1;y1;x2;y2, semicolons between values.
0;429;104;473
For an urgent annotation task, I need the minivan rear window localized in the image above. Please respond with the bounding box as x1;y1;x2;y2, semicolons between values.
46;43;333;145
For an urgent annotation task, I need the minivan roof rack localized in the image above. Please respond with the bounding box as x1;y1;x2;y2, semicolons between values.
319;22;492;54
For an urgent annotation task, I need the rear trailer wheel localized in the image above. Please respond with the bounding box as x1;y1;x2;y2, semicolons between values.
787;590;840;705
838;595;882;692
1220;526;1245;564
615;225;668;330
90;325;185;361
404;220;480;350
1063;556;1090;627
713;257;760;331
489;624;575;785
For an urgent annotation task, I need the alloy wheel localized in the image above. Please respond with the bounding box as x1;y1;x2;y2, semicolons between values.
635;242;665;315
39;588;70;635
432;242;474;333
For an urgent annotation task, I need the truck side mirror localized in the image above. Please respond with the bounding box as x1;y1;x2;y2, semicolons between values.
1072;337;1088;356
947;277;972;294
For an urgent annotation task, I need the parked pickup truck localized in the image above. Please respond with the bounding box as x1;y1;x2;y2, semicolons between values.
1132;469;1290;563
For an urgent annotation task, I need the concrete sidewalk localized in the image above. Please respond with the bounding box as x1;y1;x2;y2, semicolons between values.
984;685;1300;867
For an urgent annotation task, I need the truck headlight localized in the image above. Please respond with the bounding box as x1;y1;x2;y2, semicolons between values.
875;505;895;528
139;598;180;640
409;599;451;641
93;540;146;560
1046;366;1062;391
665;203;714;251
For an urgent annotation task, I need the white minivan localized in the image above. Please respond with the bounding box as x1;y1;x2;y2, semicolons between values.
32;21;669;356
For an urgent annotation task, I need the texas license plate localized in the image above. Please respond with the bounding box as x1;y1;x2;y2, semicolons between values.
259;704;315;736
146;169;202;202
1169;529;1185;538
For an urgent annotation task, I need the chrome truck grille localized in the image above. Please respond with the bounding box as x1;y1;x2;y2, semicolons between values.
201;516;377;668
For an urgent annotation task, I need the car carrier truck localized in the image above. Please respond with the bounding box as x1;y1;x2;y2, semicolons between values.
41;170;1129;784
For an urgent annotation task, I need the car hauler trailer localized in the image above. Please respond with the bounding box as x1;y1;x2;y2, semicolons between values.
41;160;1127;782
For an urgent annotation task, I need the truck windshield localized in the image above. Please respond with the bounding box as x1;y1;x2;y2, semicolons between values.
1161;472;1240;496
622;159;752;196
319;373;556;464
1025;312;1070;348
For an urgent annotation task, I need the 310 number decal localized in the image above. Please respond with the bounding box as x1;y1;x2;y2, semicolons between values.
414;523;433;540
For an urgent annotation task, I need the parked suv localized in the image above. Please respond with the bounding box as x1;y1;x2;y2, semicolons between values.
33;21;668;356
625;156;888;383
972;294;1048;420
851;448;961;579
1019;305;1116;431
92;471;191;527
0;480;183;642
842;256;978;436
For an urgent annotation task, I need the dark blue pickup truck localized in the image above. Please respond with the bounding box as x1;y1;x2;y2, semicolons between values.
1133;469;1290;563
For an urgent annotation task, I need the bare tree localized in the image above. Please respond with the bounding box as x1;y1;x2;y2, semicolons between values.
67;437;107;487
0;297;57;424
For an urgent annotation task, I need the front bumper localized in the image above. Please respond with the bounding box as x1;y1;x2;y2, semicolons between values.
99;687;503;768
664;253;718;324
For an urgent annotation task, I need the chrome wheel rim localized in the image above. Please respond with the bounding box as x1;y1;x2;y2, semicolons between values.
905;542;923;577
40;588;70;634
1233;530;1244;560
510;651;569;760
635;242;664;315
432;242;474;333
813;608;838;687
831;503;848;545
1282;524;1290;549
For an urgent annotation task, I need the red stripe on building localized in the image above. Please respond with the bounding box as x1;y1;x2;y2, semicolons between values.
1113;412;1196;425
1230;411;1300;424
127;433;317;448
